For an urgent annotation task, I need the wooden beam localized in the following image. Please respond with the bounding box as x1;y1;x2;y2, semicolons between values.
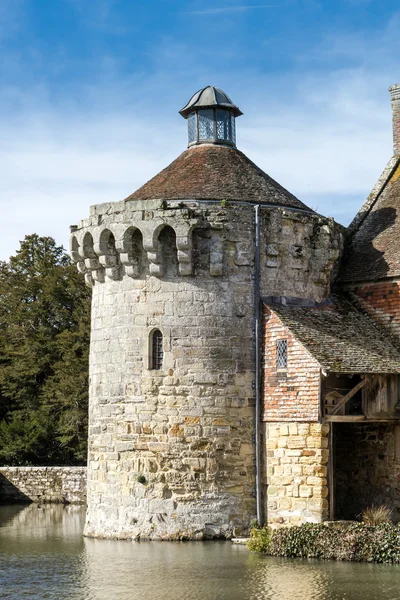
326;415;366;422
330;379;367;416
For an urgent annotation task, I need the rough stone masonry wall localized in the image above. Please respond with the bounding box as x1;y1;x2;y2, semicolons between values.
71;199;341;539
264;423;329;526
260;209;342;302
0;467;86;504
79;201;257;540
352;281;400;348
263;308;321;421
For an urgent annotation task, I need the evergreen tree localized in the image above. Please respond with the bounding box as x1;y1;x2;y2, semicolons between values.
0;234;91;465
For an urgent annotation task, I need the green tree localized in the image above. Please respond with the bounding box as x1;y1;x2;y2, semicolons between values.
0;234;91;465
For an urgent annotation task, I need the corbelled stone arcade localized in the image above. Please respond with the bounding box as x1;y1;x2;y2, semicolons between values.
71;86;342;539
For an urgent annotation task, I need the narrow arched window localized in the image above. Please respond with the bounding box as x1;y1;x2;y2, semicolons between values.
151;330;163;370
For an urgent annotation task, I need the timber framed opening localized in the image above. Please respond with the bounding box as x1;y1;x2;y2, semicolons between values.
329;421;400;522
324;373;364;421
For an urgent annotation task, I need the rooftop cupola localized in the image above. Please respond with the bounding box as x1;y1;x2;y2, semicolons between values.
180;86;242;148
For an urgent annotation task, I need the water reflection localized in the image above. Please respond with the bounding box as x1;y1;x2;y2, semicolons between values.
1;505;400;600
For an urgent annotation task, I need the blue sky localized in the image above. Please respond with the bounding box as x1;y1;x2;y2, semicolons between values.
0;0;400;259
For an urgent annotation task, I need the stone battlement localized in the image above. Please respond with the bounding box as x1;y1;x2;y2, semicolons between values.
70;199;342;302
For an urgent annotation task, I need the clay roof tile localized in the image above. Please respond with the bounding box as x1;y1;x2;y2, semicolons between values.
339;159;400;282
126;144;311;210
265;295;400;373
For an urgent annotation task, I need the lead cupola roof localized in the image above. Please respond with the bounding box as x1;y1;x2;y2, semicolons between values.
179;86;243;118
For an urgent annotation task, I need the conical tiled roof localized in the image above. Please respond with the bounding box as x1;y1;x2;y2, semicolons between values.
126;144;311;210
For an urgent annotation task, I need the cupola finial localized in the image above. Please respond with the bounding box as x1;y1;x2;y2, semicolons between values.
180;86;242;148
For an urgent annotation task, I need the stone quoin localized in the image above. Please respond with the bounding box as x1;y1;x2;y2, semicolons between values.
71;84;400;538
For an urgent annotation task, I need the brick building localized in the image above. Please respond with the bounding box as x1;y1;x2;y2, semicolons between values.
71;84;400;538
261;83;400;525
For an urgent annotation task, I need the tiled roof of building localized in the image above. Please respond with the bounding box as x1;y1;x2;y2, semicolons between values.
339;157;400;282
265;295;400;373
126;144;311;210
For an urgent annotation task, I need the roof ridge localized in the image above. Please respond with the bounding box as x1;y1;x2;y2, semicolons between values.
338;157;400;283
347;155;400;235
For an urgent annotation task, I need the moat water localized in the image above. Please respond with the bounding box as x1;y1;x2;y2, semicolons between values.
1;505;400;599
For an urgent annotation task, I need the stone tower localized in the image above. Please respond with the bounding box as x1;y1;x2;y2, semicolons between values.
71;86;342;539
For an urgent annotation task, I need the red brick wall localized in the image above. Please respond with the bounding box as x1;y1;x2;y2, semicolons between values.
352;281;400;345
263;307;321;422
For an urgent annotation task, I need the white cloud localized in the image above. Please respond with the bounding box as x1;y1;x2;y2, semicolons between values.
0;106;184;259
240;68;394;222
1;70;393;261
186;4;278;15
1;11;400;259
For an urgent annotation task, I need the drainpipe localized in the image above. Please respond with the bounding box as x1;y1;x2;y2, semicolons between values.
254;204;262;525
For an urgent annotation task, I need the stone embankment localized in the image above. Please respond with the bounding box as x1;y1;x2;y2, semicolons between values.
0;467;86;504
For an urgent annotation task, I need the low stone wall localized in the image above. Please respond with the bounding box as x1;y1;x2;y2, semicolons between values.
0;467;87;505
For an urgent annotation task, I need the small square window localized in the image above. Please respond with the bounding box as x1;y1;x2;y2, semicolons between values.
276;339;288;369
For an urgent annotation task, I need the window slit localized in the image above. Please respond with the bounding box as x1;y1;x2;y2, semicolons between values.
151;330;163;370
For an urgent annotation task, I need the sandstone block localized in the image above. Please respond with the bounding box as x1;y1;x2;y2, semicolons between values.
268;425;281;439
286;450;302;457
287;436;306;449
312;486;329;498
299;485;313;498
282;476;293;486
168;424;184;437
314;466;327;477
279;498;292;510
306;476;327;486
292;499;307;510
297;424;310;435
308;498;328;511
